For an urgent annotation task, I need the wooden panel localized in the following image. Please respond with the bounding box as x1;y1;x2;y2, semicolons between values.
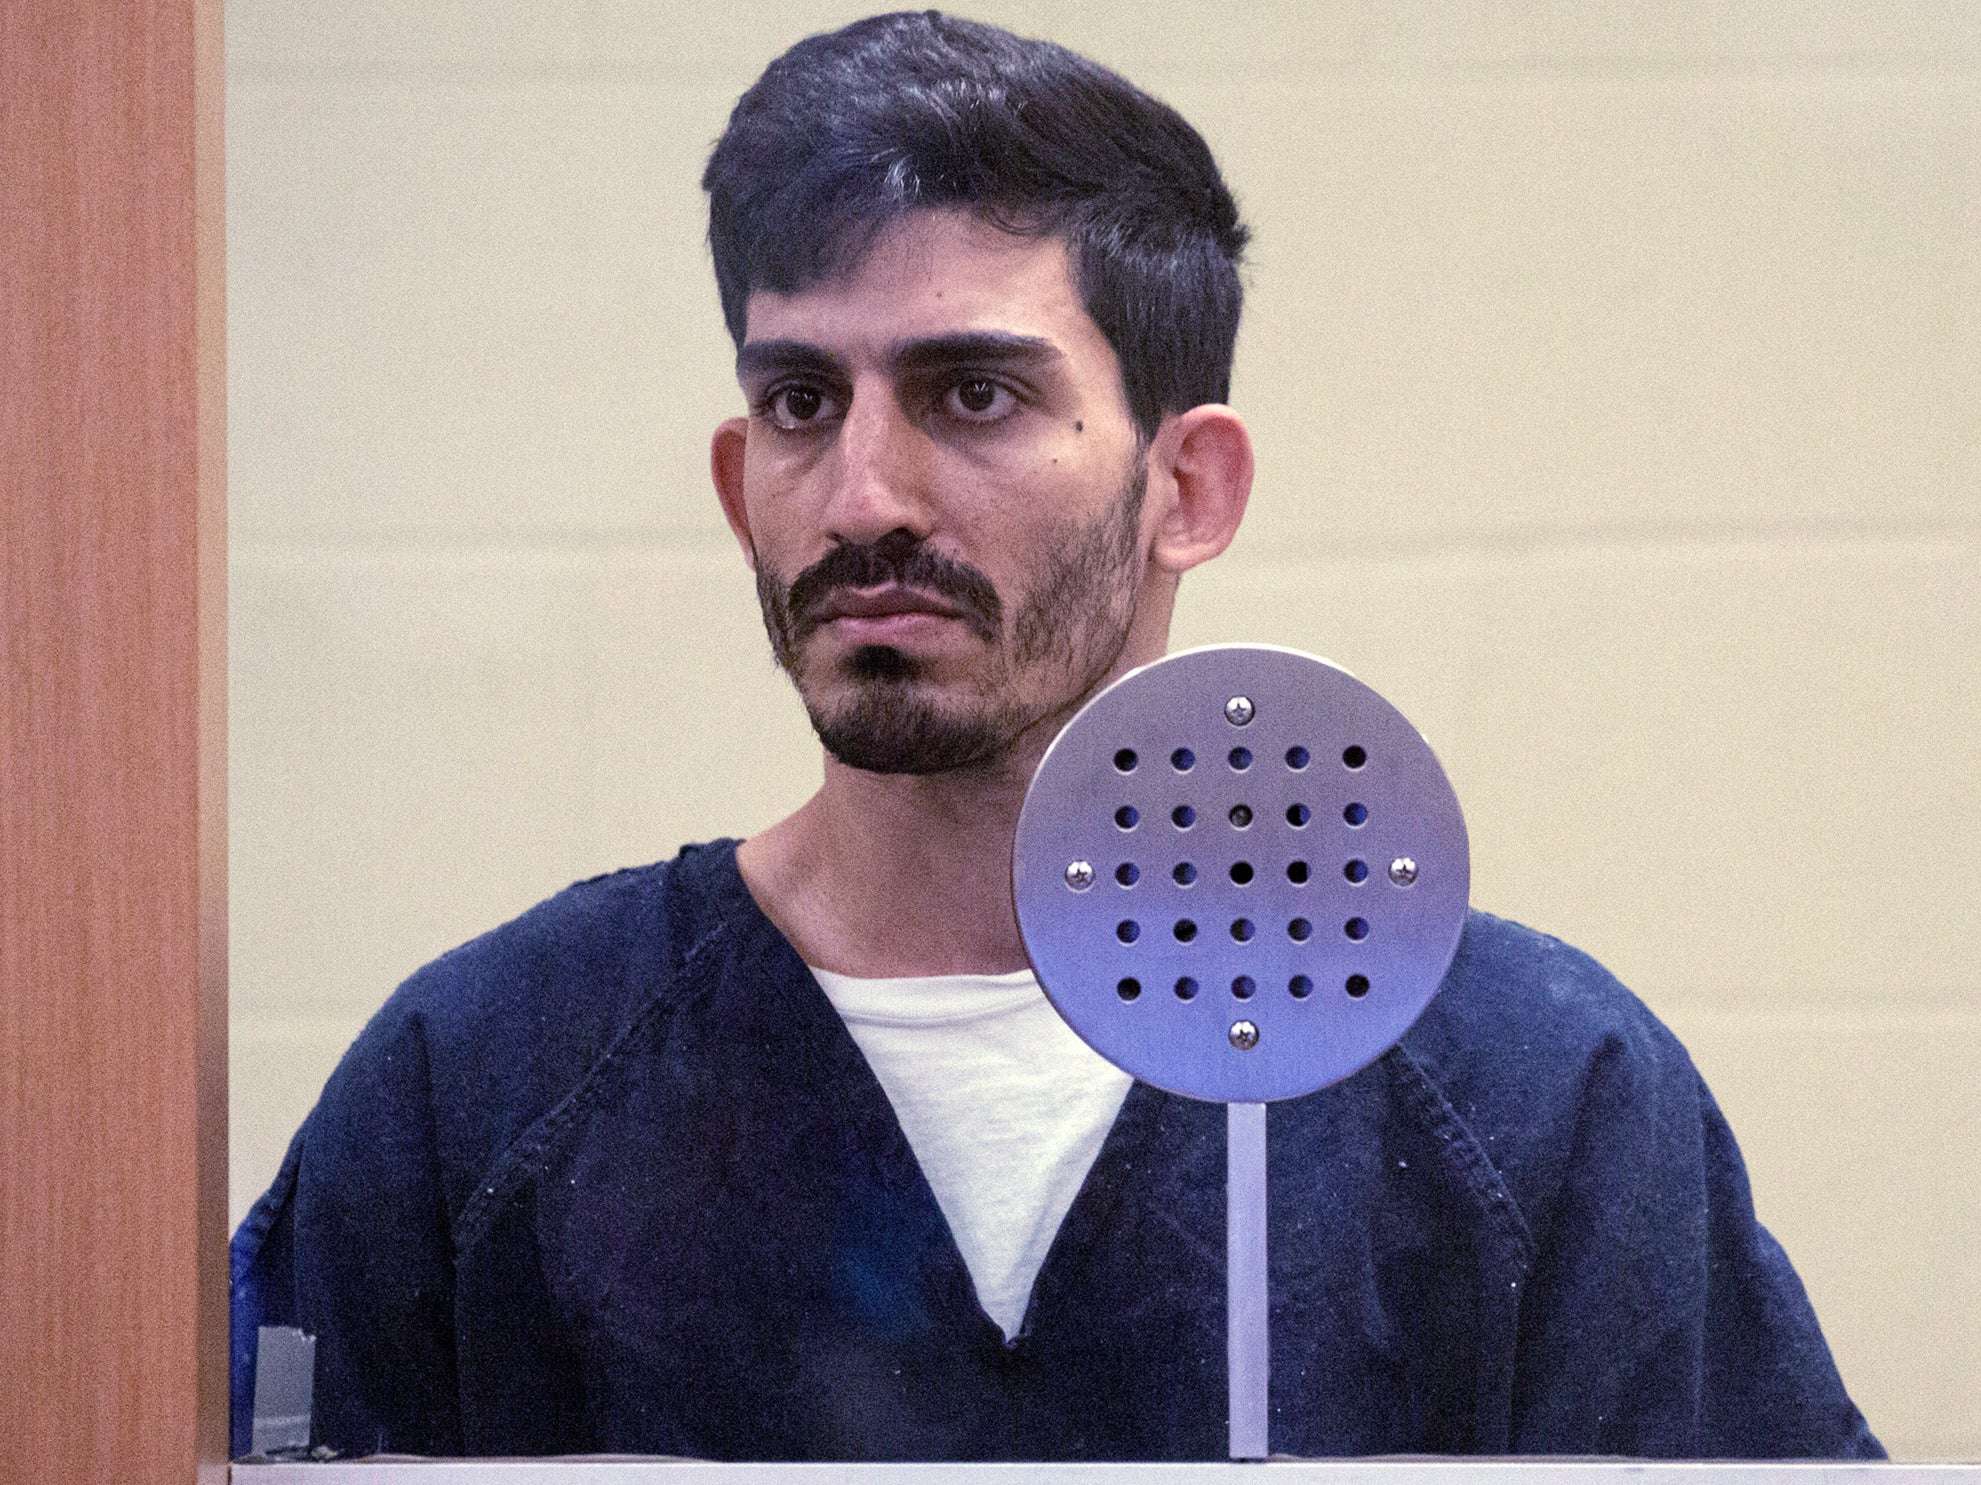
0;0;227;1480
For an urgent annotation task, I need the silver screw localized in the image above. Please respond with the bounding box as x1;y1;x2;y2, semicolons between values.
1224;695;1255;726
1388;856;1418;886
1229;1020;1259;1050
1065;860;1095;891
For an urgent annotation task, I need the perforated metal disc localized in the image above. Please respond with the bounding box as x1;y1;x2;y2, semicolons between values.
1014;645;1470;1103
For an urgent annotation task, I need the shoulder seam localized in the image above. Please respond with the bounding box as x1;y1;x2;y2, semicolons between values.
1384;1040;1539;1271
450;914;735;1253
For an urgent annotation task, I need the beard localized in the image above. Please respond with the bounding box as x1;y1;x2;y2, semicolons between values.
755;462;1147;775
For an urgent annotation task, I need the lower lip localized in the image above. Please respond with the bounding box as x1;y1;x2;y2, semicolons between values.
826;611;960;644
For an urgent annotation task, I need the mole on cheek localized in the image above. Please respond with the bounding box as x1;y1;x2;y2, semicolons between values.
1074;420;1084;432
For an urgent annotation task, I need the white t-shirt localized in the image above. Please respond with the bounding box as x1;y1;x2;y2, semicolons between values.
809;966;1132;1341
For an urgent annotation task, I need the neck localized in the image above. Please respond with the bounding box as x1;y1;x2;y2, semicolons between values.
737;740;1046;977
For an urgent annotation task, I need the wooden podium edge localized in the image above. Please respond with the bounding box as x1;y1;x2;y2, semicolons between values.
0;0;227;1479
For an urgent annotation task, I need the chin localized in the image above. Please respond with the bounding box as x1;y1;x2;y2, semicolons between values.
844;643;918;682
802;659;1027;777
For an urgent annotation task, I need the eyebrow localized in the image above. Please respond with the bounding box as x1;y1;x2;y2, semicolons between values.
735;340;843;384
735;331;1064;385
889;331;1063;376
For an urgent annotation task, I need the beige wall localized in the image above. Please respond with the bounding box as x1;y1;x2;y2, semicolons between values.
227;1;1980;1458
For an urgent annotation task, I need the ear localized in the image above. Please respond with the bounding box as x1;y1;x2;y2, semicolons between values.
709;416;757;568
1144;405;1253;574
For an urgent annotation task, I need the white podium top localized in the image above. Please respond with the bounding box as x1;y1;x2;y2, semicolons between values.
231;1460;1976;1483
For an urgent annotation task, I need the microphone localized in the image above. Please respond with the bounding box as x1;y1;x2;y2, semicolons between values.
1013;644;1470;1460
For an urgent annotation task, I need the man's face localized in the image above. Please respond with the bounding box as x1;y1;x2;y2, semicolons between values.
714;210;1157;775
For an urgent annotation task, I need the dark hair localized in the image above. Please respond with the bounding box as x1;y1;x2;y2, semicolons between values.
702;11;1248;439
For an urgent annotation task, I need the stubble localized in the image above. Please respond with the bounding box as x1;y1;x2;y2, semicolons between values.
755;462;1147;775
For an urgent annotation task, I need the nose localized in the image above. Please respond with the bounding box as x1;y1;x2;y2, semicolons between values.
821;375;933;548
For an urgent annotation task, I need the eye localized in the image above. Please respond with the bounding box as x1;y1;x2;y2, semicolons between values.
764;384;841;430
942;377;1016;421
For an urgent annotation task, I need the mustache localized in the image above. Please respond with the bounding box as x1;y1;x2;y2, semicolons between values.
783;530;1003;645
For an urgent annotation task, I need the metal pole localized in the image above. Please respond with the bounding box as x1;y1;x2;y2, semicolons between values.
1227;1100;1269;1461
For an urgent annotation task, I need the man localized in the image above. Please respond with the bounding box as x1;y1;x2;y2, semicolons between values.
231;12;1880;1461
